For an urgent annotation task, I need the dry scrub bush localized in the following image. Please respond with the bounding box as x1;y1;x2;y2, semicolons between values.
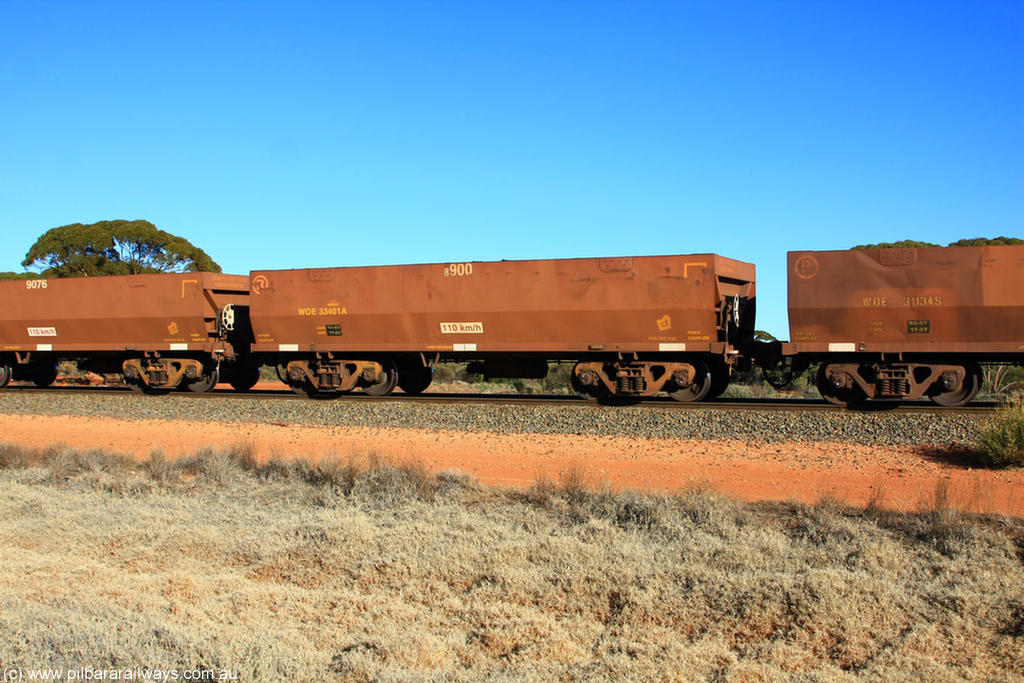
351;454;438;506
43;447;133;484
526;471;559;508
144;449;175;483
304;453;362;492
0;442;33;469
177;447;243;485
259;454;294;481
227;438;261;472
914;479;975;557
977;399;1024;466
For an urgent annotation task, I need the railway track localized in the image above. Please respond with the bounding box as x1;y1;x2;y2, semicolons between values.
1;382;999;415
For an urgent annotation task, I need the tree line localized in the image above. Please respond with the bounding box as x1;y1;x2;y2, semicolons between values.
1;220;219;279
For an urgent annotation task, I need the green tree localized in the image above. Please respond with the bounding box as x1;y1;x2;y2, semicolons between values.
948;236;1024;247
21;219;220;277
852;240;941;250
853;237;1023;250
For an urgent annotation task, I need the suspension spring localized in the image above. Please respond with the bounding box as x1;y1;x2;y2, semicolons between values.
877;378;909;397
617;375;646;393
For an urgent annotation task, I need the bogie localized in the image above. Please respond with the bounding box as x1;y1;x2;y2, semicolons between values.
815;360;982;407
571;358;720;402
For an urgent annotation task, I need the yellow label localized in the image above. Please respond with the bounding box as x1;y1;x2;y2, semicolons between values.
297;306;348;316
903;295;943;307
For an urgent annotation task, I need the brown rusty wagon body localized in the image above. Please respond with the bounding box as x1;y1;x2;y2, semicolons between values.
249;254;756;400
0;273;254;392
782;244;1024;405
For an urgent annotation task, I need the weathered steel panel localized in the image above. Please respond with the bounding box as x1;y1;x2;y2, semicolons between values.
0;273;250;353
788;245;1024;354
249;255;755;355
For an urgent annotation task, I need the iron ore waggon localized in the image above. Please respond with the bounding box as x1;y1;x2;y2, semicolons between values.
248;254;756;401
0;272;256;392
780;244;1024;406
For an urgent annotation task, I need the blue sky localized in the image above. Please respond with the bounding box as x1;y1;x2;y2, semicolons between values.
1;1;1020;338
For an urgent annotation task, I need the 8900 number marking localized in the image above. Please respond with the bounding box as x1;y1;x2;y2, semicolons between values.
443;263;473;277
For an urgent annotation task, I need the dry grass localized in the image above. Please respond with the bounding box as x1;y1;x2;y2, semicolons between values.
1;441;1023;682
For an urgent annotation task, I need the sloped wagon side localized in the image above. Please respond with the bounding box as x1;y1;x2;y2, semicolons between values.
249;254;756;401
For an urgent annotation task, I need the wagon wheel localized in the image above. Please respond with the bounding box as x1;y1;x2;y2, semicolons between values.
228;366;261;392
288;379;318;397
927;362;982;407
570;370;591;397
0;365;11;388
570;366;609;400
363;360;398;397
32;363;58;388
668;359;713;403
397;364;432;395
705;363;731;400
816;364;866;407
185;366;220;393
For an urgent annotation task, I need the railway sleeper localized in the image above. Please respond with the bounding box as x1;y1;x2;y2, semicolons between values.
818;361;981;407
572;360;706;400
122;357;205;391
283;358;385;394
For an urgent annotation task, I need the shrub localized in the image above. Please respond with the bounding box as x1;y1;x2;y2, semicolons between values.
0;442;33;469
178;448;241;485
309;454;362;493
976;400;1024;467
353;455;436;505
144;450;174;482
227;439;260;472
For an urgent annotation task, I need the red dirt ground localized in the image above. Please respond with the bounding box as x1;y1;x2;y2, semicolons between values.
1;409;1021;516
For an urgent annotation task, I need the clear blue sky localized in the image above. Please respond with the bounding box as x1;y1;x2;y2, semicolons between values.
1;1;1021;338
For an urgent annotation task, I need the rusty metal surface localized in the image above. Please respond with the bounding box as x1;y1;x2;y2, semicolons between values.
787;245;1024;355
0;273;250;354
249;255;755;356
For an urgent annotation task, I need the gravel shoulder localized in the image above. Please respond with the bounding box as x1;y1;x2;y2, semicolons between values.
1;390;1020;515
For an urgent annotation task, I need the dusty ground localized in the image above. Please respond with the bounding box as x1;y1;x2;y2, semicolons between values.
2;408;1021;516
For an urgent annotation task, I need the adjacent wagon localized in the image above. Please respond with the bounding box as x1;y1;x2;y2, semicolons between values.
780;244;1024;405
0;273;254;392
